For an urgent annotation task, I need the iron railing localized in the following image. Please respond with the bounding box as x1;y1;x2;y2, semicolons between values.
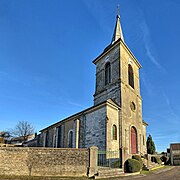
98;150;121;168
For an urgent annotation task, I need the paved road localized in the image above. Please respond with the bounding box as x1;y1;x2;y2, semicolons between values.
119;166;180;180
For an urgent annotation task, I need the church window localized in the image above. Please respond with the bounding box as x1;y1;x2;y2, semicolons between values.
128;64;134;89
45;131;49;147
130;101;136;111
68;130;73;148
112;124;117;140
105;62;111;85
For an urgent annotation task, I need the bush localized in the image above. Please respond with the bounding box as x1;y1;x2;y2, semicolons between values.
111;160;121;168
124;159;141;173
132;155;143;169
161;156;170;165
151;156;162;164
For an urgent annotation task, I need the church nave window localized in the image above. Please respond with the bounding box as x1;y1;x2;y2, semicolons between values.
68;130;73;148
105;62;111;85
112;124;117;140
128;64;134;89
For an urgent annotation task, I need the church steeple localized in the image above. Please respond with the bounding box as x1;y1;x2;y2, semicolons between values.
111;13;124;44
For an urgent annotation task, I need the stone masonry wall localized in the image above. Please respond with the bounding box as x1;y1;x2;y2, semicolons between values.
94;45;121;106
0;147;89;177
84;106;106;150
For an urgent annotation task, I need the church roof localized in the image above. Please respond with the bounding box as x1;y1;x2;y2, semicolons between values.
93;12;142;68
93;38;142;69
106;99;120;108
111;14;124;44
40;99;121;132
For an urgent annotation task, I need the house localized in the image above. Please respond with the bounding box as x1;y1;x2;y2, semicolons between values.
170;143;180;165
9;134;36;146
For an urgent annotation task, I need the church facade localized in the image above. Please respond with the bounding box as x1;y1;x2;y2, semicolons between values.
39;13;148;158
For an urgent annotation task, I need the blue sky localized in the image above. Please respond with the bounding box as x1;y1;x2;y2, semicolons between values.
0;0;179;152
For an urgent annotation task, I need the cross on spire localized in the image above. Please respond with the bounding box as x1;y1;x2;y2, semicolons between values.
111;5;124;44
117;4;120;17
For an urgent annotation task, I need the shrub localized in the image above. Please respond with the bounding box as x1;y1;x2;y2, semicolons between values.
132;155;143;169
151;156;162;164
124;159;141;173
111;160;120;168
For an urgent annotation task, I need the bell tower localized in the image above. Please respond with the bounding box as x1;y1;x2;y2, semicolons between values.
93;11;147;154
93;14;125;106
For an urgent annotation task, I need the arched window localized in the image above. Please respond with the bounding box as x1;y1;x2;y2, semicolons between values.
112;124;117;140
128;64;134;89
105;62;111;85
131;126;137;154
68;130;73;148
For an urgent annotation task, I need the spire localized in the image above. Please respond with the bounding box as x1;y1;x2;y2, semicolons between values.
111;6;124;44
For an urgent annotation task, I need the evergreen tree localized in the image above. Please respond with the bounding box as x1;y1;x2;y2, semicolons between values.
146;134;156;154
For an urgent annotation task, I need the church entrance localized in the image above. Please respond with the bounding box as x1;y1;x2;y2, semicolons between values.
131;126;137;154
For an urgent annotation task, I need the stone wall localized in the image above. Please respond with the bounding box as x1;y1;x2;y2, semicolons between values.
93;45;121;106
0;147;89;177
84;106;106;150
120;41;146;156
106;103;120;151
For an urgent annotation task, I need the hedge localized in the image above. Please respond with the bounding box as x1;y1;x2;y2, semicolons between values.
132;155;143;169
124;159;141;173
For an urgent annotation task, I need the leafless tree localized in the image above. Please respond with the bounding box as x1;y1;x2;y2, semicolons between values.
11;120;35;141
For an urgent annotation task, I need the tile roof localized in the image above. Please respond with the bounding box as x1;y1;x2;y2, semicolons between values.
170;143;180;150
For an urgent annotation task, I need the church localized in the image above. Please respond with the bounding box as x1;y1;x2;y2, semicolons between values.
39;12;148;159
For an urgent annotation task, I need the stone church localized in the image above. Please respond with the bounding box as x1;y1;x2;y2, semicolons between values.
39;12;148;158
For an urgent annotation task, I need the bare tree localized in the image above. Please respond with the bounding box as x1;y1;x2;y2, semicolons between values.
11;121;35;141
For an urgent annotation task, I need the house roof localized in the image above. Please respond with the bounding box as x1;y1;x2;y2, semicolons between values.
170;143;180;150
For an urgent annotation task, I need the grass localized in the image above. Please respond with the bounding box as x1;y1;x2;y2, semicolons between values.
140;165;172;175
0;166;174;180
0;175;89;180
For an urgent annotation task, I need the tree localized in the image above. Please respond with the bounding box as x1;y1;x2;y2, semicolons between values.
146;134;156;154
11;121;35;141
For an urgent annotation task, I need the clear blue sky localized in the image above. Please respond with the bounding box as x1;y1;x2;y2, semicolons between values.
0;0;179;152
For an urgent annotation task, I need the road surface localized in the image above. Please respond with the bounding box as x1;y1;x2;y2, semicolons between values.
119;166;180;180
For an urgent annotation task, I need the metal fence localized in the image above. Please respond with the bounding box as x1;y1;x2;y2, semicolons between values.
98;150;121;168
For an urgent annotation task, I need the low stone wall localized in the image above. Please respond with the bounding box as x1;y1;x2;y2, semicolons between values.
0;147;89;177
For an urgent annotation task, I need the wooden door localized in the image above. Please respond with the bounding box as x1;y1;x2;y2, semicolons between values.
131;127;137;154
